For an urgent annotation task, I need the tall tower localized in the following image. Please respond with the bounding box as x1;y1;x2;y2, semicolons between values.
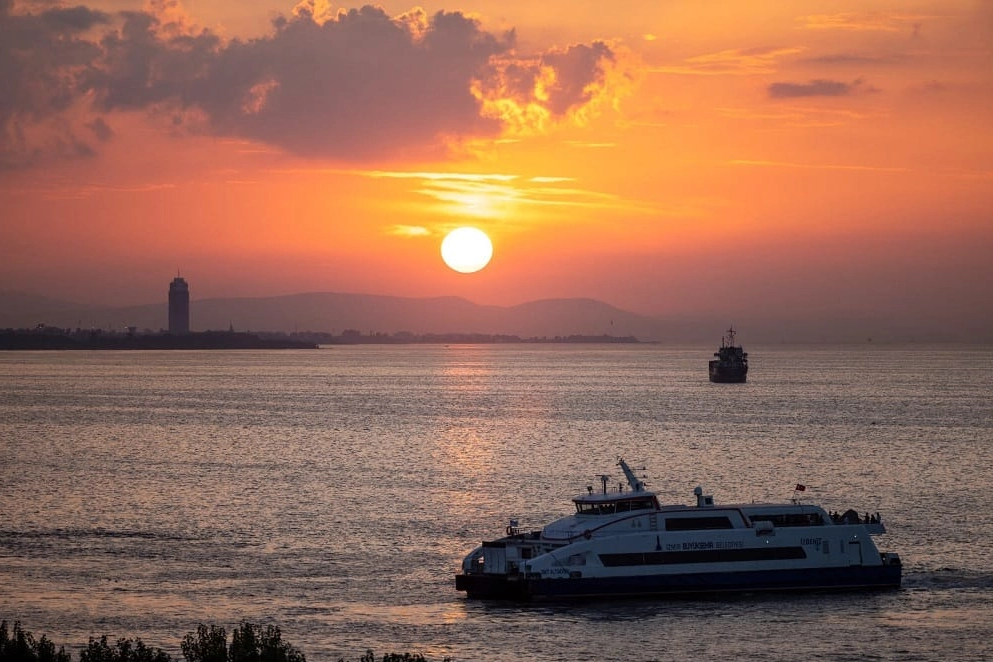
168;276;190;334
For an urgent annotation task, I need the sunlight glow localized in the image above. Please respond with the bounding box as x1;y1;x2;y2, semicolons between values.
441;227;493;274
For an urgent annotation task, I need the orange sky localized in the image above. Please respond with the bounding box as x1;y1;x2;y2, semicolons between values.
2;0;991;338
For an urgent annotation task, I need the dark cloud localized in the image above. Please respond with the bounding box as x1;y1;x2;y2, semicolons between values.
86;116;114;142
540;42;615;115
767;78;872;98
186;6;511;159
800;53;905;66
0;2;109;167
90;10;222;111
0;3;620;167
40;4;111;30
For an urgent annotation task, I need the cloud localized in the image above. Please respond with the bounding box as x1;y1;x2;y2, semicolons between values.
651;47;803;76
716;105;876;129
799;12;931;33
767;78;876;98
353;168;670;221
728;159;908;173
186;6;513;160
471;40;624;135
86;117;114;142
0;2;626;168
385;224;431;237
799;53;906;66
0;1;111;168
911;79;946;94
89;10;222;112
364;170;517;182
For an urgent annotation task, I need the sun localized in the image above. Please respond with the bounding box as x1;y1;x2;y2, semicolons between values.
441;227;493;273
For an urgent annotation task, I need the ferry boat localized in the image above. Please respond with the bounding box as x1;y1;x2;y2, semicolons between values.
455;459;901;600
709;326;748;383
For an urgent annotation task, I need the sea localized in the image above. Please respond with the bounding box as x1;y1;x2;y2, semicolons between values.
1;344;992;662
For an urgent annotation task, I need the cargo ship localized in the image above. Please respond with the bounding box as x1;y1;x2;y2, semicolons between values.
709;326;748;383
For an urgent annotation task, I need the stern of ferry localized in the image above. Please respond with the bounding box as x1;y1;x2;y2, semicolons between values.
456;532;545;600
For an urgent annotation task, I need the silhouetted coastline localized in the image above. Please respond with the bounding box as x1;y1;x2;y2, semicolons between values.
0;327;641;349
0;328;318;350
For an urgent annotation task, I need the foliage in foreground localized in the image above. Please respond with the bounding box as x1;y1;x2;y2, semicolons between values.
181;623;305;662
0;622;449;662
79;636;172;662
358;654;448;662
0;621;70;662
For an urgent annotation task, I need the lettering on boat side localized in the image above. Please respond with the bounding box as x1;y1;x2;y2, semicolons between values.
800;538;822;546
666;540;745;551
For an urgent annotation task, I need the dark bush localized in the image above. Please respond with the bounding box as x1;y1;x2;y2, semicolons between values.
79;635;171;662
228;623;304;662
0;621;71;662
355;652;449;662
180;625;226;662
0;621;448;662
178;623;305;662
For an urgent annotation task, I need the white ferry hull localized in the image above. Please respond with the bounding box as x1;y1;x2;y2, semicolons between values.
456;563;901;601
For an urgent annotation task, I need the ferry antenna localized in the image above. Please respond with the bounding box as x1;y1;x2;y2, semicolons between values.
596;473;611;494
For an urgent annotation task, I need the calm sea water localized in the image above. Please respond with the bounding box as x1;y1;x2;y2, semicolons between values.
1;345;992;661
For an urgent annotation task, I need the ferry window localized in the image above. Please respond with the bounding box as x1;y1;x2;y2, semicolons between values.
665;516;733;531
748;512;825;527
577;503;614;515
630;499;654;511
577;500;654;515
599;547;807;567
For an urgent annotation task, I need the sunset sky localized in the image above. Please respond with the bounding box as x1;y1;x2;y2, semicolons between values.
2;0;991;337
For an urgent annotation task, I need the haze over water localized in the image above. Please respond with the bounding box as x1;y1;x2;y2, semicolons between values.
2;345;992;661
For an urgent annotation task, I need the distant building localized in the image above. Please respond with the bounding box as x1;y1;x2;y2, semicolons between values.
168;276;190;334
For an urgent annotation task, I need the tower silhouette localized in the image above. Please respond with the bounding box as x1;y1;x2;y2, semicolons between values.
168;276;190;334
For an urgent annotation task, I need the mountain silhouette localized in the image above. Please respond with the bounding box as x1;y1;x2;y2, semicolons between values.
5;289;977;343
0;290;668;341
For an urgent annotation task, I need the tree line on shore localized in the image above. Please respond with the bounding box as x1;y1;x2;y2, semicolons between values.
0;621;448;662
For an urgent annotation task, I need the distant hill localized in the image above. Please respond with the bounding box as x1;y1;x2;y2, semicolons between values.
0;290;669;341
0;291;92;321
5;289;983;344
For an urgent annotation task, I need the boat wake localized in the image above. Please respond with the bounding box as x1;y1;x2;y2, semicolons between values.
902;567;993;592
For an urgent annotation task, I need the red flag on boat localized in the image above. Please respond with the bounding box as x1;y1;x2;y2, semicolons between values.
795;483;806;491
